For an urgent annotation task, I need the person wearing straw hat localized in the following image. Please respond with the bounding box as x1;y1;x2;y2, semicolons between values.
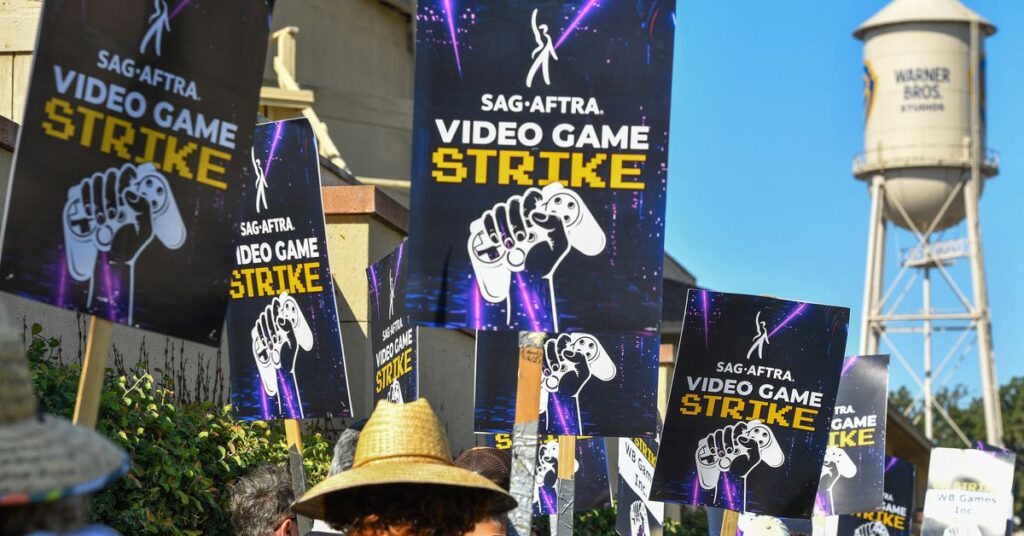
0;334;129;535
453;447;512;536
293;399;516;536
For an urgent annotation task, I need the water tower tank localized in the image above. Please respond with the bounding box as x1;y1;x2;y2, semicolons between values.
853;0;997;231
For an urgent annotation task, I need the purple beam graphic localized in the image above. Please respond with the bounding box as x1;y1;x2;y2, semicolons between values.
555;0;600;50
443;0;463;76
690;475;701;506
885;456;899;472
169;0;191;20
470;282;484;330
368;265;380;318
263;121;286;178
701;290;710;350
768;302;808;338
391;242;405;291
722;476;738;511
549;393;574;433
277;369;299;418
841;354;860;377
259;379;271;420
514;272;542;332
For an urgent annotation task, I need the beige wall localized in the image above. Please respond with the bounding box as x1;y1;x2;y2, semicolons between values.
266;0;414;181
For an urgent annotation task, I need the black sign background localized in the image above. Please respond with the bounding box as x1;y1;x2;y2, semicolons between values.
474;329;658;438
226;119;351;421
0;0;272;345
406;0;676;335
367;241;418;405
650;290;849;518
814;354;890;516
838;456;916;536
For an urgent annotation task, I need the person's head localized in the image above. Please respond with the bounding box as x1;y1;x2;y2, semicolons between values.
454;448;512;536
328;426;362;477
0;322;128;535
229;464;298;536
292;399;516;536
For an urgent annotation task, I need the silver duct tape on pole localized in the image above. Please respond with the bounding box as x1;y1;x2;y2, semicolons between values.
556;477;575;535
509;421;540;536
288;443;312;534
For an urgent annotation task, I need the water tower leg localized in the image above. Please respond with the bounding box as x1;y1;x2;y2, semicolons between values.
859;174;885;355
923;268;933;440
967;21;1004;447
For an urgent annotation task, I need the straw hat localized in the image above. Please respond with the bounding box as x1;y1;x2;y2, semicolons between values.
0;334;129;506
293;399;516;524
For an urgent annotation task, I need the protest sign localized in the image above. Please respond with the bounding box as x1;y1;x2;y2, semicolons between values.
0;0;272;345
226;119;351;420
367;241;418;405
650;290;850;517
922;446;1015;536
406;0;676;335
474;330;658;437
617;434;664;536
707;508;811;536
488;433;611;515
815;354;890;516
837;456;916;536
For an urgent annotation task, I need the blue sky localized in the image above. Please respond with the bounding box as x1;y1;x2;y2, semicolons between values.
665;1;1023;399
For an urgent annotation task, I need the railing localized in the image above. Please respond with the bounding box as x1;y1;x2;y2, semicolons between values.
851;145;1000;175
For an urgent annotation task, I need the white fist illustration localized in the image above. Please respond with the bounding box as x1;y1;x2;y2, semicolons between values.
467;183;605;304
629;500;649;536
695;420;784;491
854;521;889;536
250;292;314;397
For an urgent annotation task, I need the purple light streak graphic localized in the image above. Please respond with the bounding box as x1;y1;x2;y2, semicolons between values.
442;0;463;76
259;382;271;420
541;486;557;514
100;258;116;319
841;354;860;377
555;0;600;50
391;242;405;289
885;457;899;472
768;302;808;338
263;121;286;177
470;281;484;330
514;272;542;332
168;0;191;20
701;290;710;350
549;394;574;434
722;477;738;510
277;370;299;418
368;265;380;318
56;260;68;307
690;476;701;506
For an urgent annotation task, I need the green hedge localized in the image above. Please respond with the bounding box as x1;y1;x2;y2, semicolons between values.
27;325;333;535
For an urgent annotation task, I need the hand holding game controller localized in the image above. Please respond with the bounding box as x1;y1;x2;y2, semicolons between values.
695;420;784;490
62;163;186;322
250;292;314;398
854;521;890;536
820;446;857;490
467;183;605;307
386;379;404;404
629;500;649;536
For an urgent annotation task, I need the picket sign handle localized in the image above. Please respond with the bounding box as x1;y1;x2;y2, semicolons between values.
508;332;546;536
555;435;576;535
720;510;739;536
72;316;114;429
284;418;311;533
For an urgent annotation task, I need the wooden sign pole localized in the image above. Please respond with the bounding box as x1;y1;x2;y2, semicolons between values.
720;510;739;536
284;419;311;534
508;332;545;536
72;316;113;429
554;434;576;535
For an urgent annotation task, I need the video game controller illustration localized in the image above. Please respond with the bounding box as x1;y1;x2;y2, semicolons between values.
738;513;790;536
386;379;404;404
821;447;857;487
942;522;982;536
629;500;650;536
539;333;616;434
251;292;314;416
854;521;890;536
62;163;186;323
695;420;784;493
467;183;605;324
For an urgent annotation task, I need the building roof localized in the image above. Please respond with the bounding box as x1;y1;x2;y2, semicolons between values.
854;0;996;39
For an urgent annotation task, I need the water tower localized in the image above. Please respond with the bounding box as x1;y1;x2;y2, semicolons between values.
853;0;1003;446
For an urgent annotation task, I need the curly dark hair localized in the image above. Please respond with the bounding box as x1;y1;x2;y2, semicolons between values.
326;484;501;535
